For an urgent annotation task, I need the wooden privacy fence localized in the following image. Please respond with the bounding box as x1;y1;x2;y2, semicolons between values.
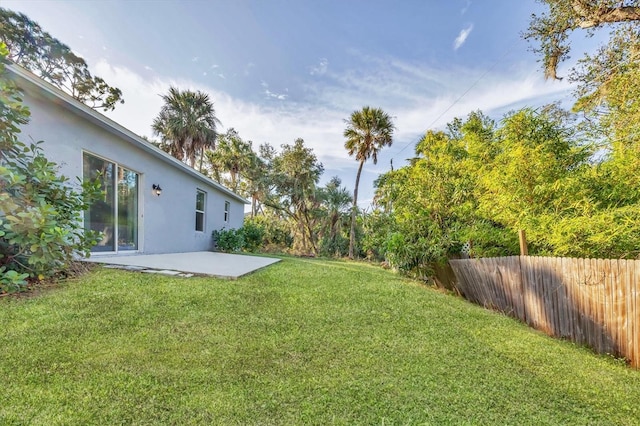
449;256;640;368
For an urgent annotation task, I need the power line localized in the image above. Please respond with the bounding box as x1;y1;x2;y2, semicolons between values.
391;38;522;162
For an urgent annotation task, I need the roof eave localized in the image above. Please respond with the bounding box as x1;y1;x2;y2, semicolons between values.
6;63;249;205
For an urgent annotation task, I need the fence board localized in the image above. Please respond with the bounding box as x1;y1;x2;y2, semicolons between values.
576;257;588;346
631;265;640;368
449;255;640;369
621;260;630;363
548;257;561;337
591;258;603;354
608;259;617;354
559;257;571;339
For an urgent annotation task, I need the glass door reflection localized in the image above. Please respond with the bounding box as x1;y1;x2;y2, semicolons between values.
83;153;139;253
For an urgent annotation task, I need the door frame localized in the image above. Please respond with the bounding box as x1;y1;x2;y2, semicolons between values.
82;150;143;255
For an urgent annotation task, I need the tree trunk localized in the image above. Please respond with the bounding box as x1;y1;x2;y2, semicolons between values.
330;213;338;242
303;209;318;255
231;170;237;191
349;160;365;259
299;218;307;253
251;195;257;218
198;150;205;173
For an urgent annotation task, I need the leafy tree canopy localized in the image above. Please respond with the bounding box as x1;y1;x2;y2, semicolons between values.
0;7;124;111
264;138;324;254
526;0;640;80
526;1;640;222
370;106;640;276
152;86;220;170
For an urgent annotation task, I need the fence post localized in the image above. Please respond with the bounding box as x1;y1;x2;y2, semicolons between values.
519;229;528;256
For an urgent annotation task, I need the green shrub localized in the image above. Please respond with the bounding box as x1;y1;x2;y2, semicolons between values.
0;266;29;293
240;221;264;252
0;43;101;293
245;215;292;251
212;228;245;252
319;233;349;258
212;222;267;253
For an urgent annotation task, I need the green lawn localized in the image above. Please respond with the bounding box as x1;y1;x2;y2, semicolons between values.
1;258;639;425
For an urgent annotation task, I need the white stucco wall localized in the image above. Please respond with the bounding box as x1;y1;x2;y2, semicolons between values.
10;67;246;254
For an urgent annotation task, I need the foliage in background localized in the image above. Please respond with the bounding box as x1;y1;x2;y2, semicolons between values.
0;43;101;293
361;1;640;276
476;107;594;254
206;128;256;191
212;222;265;253
317;176;352;258
0;7;123;111
205;128;269;217
204;135;353;258
244;214;293;252
212;228;245;253
237;221;264;252
262;138;324;255
371;104;640;276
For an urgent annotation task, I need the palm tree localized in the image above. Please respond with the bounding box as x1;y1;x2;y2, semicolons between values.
152;87;221;171
344;106;395;259
206;128;254;191
320;176;352;256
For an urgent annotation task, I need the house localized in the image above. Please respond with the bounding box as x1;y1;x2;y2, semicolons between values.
6;63;248;255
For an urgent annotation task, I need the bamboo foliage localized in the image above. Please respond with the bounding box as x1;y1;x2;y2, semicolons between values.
450;256;640;368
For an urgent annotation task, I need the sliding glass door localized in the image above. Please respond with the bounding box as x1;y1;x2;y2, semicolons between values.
83;152;139;253
117;167;138;251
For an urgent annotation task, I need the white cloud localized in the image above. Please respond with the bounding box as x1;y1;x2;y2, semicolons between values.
264;89;287;100
261;81;287;100
454;24;473;50
93;59;344;160
461;0;471;15
192;56;199;62
310;58;328;76
94;55;572;208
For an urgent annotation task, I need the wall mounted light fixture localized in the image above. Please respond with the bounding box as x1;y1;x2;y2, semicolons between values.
152;184;162;196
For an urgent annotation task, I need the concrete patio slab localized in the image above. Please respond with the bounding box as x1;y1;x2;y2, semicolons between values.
84;251;280;279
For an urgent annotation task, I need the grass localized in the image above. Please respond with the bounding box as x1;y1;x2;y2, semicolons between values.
1;257;639;425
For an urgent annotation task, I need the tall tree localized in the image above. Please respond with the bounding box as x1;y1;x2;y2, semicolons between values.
318;176;352;256
243;146;270;217
264;139;324;254
152;87;220;170
0;8;124;111
526;1;640;130
344;106;394;259
477;107;592;245
526;0;640;212
206;128;254;191
206;128;269;216
525;0;640;81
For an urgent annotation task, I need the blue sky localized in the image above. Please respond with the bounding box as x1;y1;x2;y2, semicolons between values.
5;0;584;208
